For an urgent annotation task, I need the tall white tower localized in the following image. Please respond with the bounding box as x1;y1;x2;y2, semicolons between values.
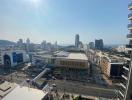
118;2;132;100
75;34;79;48
26;38;30;52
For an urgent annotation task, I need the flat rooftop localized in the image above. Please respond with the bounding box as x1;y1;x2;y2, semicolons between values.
55;51;88;60
0;81;17;98
67;53;88;60
35;51;88;61
2;86;48;100
102;52;127;63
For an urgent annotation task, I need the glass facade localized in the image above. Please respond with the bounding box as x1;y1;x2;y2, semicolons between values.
12;52;23;63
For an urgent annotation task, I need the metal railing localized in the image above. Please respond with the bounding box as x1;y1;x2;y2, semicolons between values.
127;34;132;38
128;24;132;29
126;44;132;48
128;2;132;9
128;13;132;19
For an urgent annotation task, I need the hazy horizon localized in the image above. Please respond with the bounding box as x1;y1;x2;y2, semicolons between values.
0;0;129;44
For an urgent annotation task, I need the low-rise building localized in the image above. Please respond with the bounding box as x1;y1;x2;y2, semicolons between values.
0;81;17;99
32;51;88;69
1;82;48;100
1;49;29;67
100;55;125;79
54;51;88;69
31;51;89;81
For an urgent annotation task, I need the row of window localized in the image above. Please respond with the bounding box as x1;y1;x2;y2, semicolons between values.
60;60;86;67
100;59;109;75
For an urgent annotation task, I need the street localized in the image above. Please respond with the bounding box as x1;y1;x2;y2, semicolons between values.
48;79;117;99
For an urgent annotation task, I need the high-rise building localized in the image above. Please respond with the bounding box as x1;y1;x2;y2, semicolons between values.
17;39;23;45
54;41;58;51
41;40;46;50
78;41;83;49
89;42;94;49
26;38;30;45
26;38;30;52
75;34;80;48
17;39;25;50
95;39;104;50
126;2;132;100
118;57;132;100
118;2;132;100
0;49;2;66
46;42;52;51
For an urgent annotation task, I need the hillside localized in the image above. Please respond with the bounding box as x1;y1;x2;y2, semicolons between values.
0;40;16;46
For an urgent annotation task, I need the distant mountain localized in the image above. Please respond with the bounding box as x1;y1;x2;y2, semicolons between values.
0;40;16;46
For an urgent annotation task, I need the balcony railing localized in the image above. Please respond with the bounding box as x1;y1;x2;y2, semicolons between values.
120;79;127;85
128;13;132;20
127;33;132;38
123;66;129;71
128;24;132;29
122;75;128;80
119;90;125;98
126;44;132;48
119;88;125;95
118;95;124;100
120;83;126;90
128;2;132;10
123;71;129;78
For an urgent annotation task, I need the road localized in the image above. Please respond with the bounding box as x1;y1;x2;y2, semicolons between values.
48;80;116;99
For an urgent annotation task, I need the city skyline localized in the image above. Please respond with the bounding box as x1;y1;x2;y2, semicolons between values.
0;0;129;44
0;1;132;100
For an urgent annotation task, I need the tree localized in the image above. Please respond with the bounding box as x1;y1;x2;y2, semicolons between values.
78;95;82;100
74;95;83;100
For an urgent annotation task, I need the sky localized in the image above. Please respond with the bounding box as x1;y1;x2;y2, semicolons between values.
0;0;129;45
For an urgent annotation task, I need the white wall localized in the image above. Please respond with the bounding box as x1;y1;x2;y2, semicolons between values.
1;50;29;67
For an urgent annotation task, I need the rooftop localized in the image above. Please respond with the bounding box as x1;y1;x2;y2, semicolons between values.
101;52;127;63
54;51;69;57
35;51;88;61
67;53;88;60
0;81;17;98
54;51;88;60
2;85;48;100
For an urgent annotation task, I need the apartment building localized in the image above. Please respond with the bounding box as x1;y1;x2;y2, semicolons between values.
118;2;132;100
100;55;124;79
0;49;2;66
